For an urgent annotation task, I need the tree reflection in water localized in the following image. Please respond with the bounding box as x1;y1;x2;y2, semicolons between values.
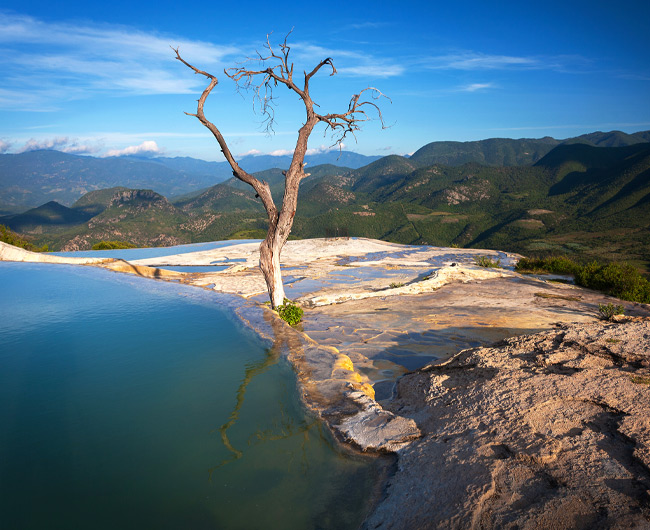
208;309;318;478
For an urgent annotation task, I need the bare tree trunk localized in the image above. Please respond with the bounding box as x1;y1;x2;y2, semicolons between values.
260;225;286;308
174;35;386;309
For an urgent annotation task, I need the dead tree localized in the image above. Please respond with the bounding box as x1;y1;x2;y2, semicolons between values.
174;33;387;308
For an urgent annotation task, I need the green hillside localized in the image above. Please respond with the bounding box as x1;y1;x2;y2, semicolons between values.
409;137;559;167
6;136;650;270
0;201;93;232
36;189;193;250
409;130;650;168
349;155;419;194
72;187;131;216
0;150;228;212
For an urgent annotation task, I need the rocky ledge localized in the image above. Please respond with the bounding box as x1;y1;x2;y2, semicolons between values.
364;317;650;529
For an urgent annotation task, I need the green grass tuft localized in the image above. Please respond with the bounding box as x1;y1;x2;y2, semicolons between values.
475;256;501;268
598;303;625;321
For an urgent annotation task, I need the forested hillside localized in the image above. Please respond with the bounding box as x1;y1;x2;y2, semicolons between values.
2;132;649;270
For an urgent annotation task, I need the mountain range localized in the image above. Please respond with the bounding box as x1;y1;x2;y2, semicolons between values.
3;130;650;215
1;130;649;270
0;149;382;214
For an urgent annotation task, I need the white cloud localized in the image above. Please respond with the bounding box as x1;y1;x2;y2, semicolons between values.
0;12;242;109
16;136;100;154
238;149;263;157
459;83;495;92
237;143;348;158
336;64;406;78
426;52;538;70
104;140;163;157
306;143;346;155
421;51;593;74
290;42;404;78
63;143;102;154
0;139;11;153
269;149;294;156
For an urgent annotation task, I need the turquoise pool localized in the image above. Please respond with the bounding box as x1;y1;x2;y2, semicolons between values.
0;261;378;529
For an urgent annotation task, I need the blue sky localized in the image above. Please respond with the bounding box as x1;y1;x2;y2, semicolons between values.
1;0;649;161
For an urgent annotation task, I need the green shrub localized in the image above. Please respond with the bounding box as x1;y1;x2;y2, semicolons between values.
598;303;624;321
0;224;48;252
276;299;304;325
515;255;580;275
516;256;650;304
389;282;405;288
91;240;137;250
576;262;650;303
475;256;501;268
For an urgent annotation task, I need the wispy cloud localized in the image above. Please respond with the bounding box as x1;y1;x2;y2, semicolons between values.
344;22;390;31
419;51;591;73
428;52;537;70
0;139;12;153
617;73;650;81
104;140;163;157
458;82;495;92
336;64;406;78
291;42;405;78
0;12;241;110
238;143;347;157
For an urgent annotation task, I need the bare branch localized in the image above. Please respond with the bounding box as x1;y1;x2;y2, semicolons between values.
172;47;277;218
174;33;389;307
314;87;392;146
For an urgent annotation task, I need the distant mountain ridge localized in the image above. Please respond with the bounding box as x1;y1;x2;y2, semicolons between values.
0;149;381;213
409;130;650;168
1;130;648;215
2;130;650;268
3;139;649;271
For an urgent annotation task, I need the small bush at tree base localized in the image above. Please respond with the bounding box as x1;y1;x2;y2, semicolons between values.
598;303;625;321
276;299;304;325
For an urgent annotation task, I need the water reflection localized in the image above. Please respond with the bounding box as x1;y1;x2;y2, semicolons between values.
0;262;380;530
211;349;281;471
212;307;320;474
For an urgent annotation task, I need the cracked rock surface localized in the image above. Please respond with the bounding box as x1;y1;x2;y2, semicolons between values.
364;317;650;529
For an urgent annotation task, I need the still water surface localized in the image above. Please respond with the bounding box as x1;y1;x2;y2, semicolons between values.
0;262;377;529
